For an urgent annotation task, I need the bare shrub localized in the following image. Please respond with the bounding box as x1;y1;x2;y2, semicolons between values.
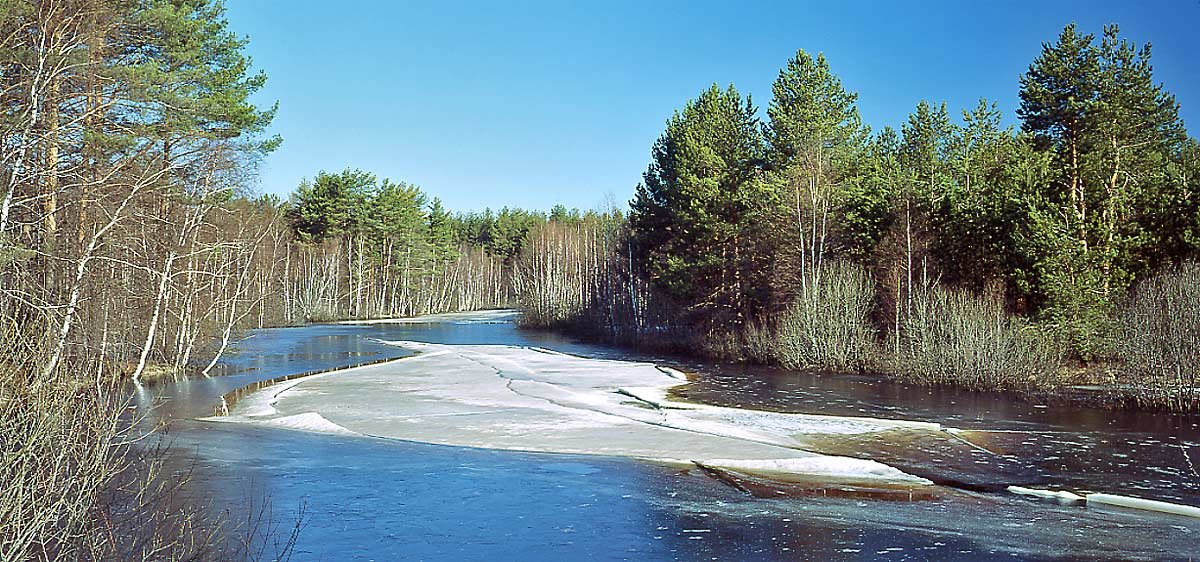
890;284;1061;389
0;374;299;561
1116;261;1200;412
746;261;876;372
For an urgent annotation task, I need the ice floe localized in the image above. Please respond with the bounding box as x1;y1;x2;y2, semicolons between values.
208;339;949;486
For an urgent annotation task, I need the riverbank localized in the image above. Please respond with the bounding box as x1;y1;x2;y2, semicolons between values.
235;307;1189;415
522;315;1191;416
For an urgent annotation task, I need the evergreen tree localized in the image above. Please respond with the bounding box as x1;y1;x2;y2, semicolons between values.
129;0;279;159
289;169;374;242
762;50;867;307
765;50;865;172
427;197;459;264
900;100;955;198
630;84;769;327
937;99;1024;292
368;179;428;256
1018;23;1188;356
842;127;902;259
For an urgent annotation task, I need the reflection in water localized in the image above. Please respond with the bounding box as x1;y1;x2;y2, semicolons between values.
141;314;1200;561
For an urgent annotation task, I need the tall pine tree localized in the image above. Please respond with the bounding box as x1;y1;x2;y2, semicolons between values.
630;84;769;328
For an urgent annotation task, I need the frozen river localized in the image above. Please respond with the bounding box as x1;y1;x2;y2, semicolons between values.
139;310;1200;561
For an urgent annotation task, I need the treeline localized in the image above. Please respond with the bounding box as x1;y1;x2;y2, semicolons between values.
284;169;510;321
283;174;638;322
512;24;1200;412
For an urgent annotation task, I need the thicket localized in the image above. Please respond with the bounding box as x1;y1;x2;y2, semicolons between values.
889;283;1062;390
745;261;875;372
1116;261;1200;411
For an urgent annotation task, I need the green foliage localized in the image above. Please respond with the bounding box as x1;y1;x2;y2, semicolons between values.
449;207;546;260
427;198;460;264
630;84;770;326
487;208;546;260
128;0;279;153
759;49;869;306
842;127;901;257
368;179;430;256
1016;23;1189;357
289;169;374;242
935;100;1025;291
765;50;865;171
615;22;1199;375
899;100;954;199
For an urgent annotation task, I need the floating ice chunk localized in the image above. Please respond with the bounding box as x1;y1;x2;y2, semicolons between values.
695;457;933;485
1007;486;1085;503
1086;493;1200;519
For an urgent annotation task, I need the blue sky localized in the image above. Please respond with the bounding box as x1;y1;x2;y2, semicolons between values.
226;0;1200;213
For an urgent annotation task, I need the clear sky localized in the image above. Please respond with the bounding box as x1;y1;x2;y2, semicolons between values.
225;0;1200;213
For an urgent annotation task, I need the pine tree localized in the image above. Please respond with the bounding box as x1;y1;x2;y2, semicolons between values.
762;50;867;307
630;83;769;327
1018;23;1189;356
765;50;865;171
427;197;459;265
289;169;374;242
129;0;279;162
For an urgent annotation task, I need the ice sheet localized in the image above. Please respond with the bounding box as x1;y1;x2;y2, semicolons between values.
211;341;940;485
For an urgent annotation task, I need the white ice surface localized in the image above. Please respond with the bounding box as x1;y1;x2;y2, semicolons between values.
212;339;939;485
1086;493;1200;518
1008;486;1085;503
260;412;357;434
692;457;921;481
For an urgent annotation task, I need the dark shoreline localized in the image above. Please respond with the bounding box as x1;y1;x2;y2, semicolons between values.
517;320;1188;416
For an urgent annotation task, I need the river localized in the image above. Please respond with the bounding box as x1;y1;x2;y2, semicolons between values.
136;311;1200;561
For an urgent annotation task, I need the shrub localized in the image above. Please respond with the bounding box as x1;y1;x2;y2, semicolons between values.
0;374;300;561
746;262;876;372
1116;261;1200;412
890;284;1061;389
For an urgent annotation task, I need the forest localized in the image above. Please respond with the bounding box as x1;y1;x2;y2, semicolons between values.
1;0;1198;558
510;24;1200;414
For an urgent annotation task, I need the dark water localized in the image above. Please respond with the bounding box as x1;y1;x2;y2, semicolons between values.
139;315;1200;561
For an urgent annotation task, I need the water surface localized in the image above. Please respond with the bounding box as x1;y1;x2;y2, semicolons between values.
141;312;1200;561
